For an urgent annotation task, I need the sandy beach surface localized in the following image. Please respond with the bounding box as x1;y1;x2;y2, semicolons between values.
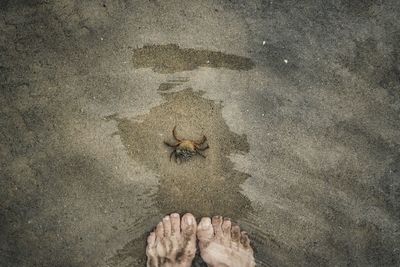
1;1;399;266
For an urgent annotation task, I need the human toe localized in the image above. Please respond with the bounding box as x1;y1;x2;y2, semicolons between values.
170;213;181;236
197;217;214;246
179;213;197;261
212;215;223;239
162;215;172;237
222;217;232;244
231;224;241;249
155;222;164;240
240;231;252;250
181;213;197;238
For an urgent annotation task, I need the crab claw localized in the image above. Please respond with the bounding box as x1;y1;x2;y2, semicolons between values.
196;135;207;146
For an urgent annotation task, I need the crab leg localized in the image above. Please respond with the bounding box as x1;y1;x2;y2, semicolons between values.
195;135;207;146
169;150;176;161
172;126;182;142
164;141;179;147
196;151;206;158
197;144;209;151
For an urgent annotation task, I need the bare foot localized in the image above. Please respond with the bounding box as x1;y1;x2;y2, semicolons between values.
146;213;197;267
197;216;255;267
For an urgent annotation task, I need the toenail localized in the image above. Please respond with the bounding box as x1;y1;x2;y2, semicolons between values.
185;216;193;225
200;218;211;227
213;215;222;220
171;213;179;218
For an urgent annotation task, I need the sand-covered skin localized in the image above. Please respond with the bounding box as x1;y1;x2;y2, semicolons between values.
1;0;400;266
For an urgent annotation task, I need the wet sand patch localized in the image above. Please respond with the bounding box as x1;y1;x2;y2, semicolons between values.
107;88;251;218
158;77;189;91
132;44;255;73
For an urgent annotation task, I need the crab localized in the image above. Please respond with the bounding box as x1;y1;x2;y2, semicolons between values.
164;126;209;163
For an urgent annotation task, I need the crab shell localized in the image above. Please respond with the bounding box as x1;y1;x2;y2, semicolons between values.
175;140;197;161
